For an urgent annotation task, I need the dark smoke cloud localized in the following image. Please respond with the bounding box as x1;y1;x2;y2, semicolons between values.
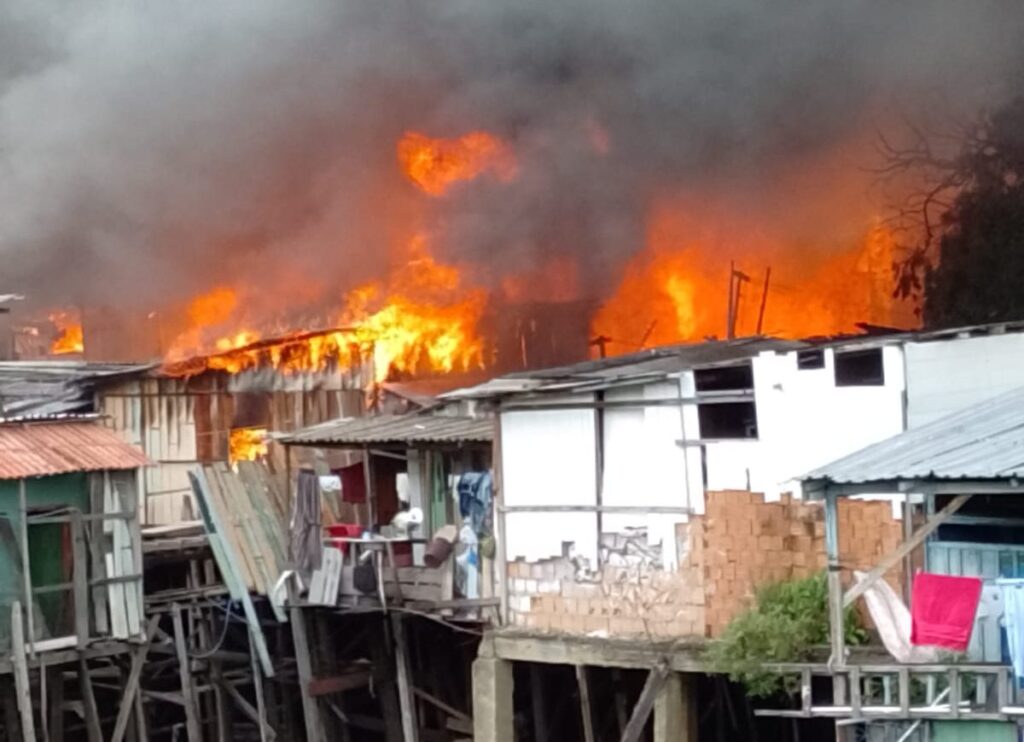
0;0;1021;312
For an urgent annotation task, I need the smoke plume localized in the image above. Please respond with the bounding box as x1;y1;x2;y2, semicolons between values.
1;0;1021;315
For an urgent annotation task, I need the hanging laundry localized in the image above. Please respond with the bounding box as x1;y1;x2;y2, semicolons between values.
910;572;983;652
290;470;323;579
457;471;493;534
853;570;938;664
997;579;1024;685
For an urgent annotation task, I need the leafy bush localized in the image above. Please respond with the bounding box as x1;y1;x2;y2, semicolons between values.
704;572;867;697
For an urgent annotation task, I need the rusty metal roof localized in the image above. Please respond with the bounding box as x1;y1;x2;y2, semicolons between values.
281;413;494;447
0;421;150;479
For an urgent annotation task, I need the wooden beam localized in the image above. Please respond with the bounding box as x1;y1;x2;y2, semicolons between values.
171;604;203;742
111;616;161;742
392;614;420;742
218;679;278;741
576;665;596;742
620;663;670;742
842;494;972;608
11;601;35;742
412;686;472;724
308;670;373;696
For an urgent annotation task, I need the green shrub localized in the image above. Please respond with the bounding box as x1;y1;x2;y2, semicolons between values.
704;572;867;697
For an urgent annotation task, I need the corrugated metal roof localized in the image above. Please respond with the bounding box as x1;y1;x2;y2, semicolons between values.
0;421;151;479
444;337;803;400
0;361;154;420
804;386;1024;485
281;413;493;446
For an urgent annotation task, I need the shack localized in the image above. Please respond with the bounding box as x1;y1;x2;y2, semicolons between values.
780;385;1024;741
0;418;149;742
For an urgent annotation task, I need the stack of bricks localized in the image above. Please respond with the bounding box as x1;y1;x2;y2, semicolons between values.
703;491;905;636
506;490;905;641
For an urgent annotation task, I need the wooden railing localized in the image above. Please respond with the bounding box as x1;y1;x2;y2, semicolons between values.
755;663;1020;722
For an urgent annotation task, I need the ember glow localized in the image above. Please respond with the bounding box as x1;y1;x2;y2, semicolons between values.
398;131;516;196
49;312;85;355
229;427;268;463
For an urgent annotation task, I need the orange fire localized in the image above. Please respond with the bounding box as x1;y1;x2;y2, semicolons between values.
50;312;85;355
164;236;485;383
592;214;911;354
229;427;268;463
398;131;516;196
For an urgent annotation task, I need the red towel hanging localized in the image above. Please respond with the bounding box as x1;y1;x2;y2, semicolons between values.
910;572;983;652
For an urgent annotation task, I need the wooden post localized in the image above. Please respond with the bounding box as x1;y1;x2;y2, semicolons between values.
48;666;65;742
172;603;203;742
11;601;35;742
391;614;420;742
290;605;326;742
71;510;89;647
363;446;376;527
824;489;847;707
78;653;103;742
531;664;550;742
493;410;509;624
17;479;35;653
755;267;771;335
576;665;596;742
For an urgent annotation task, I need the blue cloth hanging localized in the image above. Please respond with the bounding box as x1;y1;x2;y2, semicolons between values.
996;578;1024;686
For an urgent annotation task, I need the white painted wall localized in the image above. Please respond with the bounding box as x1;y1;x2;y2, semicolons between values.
906;333;1024;427
501;399;598;563
737;345;907;498
500;344;912;565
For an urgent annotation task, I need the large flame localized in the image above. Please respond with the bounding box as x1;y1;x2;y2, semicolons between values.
229;427;268;463
592;217;909;354
164;235;485;382
49;311;85;355
398;131;516;196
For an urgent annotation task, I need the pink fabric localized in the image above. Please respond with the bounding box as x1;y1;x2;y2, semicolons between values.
910;572;983;651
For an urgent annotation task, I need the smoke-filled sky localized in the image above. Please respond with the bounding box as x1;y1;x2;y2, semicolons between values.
1;1;1021;313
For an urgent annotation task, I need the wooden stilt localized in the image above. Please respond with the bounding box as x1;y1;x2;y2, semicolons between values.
612;669;629;738
290;606;326;742
531;664;550;742
11;601;36;742
48;666;65;742
575;665;596;742
250;627;275;742
172;603;203;742
371;623;404;742
391;614;420;742
78;654;103;742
